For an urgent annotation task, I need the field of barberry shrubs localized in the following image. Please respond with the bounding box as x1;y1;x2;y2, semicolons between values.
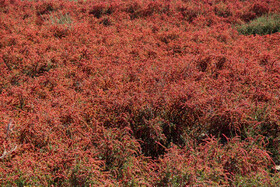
1;0;280;186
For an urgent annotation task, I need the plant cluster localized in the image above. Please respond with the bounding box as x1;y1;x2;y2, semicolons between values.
0;0;280;186
236;13;280;36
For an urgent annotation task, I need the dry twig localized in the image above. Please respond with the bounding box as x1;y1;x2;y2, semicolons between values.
0;145;18;159
1;120;18;160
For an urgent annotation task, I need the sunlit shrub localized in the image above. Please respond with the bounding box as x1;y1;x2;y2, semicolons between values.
1;0;280;185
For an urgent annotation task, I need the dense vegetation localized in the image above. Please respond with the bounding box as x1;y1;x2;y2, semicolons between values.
236;13;280;36
0;0;280;186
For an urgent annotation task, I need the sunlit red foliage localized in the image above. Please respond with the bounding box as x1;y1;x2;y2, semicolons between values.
0;0;280;185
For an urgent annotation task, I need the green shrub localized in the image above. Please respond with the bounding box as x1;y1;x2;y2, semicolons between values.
234;172;280;186
48;12;73;27
236;14;280;35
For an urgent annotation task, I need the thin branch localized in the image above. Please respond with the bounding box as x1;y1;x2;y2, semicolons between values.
6;119;13;140
1;120;18;160
0;145;17;160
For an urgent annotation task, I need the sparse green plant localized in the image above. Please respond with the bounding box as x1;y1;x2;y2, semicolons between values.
48;12;73;28
236;14;280;35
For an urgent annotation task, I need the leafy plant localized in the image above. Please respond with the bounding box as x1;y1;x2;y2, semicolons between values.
48;12;72;26
1;0;279;185
236;14;280;35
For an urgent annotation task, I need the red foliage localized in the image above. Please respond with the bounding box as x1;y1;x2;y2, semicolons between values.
0;0;279;185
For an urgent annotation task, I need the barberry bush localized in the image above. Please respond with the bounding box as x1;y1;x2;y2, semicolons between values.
1;0;280;185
